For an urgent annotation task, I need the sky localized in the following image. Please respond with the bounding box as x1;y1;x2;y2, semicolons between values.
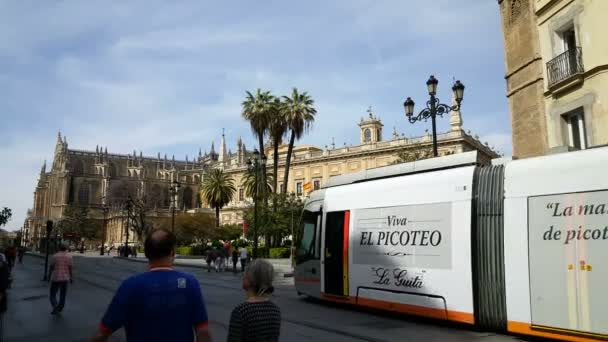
0;1;511;231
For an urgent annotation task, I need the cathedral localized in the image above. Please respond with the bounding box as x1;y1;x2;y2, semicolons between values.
23;106;498;248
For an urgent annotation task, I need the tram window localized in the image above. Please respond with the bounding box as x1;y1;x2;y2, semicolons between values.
298;211;317;261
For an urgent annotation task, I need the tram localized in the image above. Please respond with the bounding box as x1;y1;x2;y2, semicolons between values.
294;148;608;342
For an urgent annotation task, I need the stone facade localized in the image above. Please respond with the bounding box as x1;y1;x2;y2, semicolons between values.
25;109;497;248
498;0;549;158
498;0;608;157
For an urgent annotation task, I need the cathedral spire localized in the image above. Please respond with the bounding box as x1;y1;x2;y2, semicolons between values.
219;128;227;163
41;160;46;175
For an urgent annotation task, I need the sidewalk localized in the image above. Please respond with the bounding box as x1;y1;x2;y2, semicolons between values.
117;255;294;276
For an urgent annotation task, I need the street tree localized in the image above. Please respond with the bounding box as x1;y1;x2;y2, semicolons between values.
201;168;236;227
268;97;288;193
0;207;12;227
159;212;215;245
282;88;316;193
241;168;273;199
57;205;101;243
242;89;274;190
216;223;243;242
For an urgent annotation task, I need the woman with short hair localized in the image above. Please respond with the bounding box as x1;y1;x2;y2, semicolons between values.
227;259;281;342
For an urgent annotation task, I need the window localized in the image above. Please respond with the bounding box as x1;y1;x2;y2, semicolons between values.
561;26;576;53
78;183;90;205
364;128;371;143
297;210;317;261
279;183;284;193
296;182;303;196
313;179;321;190
564;111;586;150
238;188;244;201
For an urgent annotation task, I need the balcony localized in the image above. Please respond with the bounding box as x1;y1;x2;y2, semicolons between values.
546;47;584;88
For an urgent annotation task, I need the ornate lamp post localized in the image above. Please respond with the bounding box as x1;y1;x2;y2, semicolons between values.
403;75;465;157
101;196;109;255
169;180;181;232
247;149;266;258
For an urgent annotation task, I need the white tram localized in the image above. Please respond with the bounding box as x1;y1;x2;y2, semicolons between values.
294;148;608;342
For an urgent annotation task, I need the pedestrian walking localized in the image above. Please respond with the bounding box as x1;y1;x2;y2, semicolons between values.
4;247;15;273
215;248;224;272
48;244;73;315
17;246;26;264
231;248;239;273
205;248;213;272
0;253;10;342
92;229;212;342
227;259;281;342
239;246;248;272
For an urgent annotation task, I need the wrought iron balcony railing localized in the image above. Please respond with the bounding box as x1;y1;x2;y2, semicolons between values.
546;47;584;87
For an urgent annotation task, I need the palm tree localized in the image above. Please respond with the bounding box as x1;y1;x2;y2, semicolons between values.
201;168;237;227
268;98;288;193
282;88;316;193
242;89;274;190
242;168;274;199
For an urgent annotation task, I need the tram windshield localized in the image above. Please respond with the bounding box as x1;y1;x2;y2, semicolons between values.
297;210;317;261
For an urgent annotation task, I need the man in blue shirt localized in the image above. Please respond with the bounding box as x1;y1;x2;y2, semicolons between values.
92;229;212;342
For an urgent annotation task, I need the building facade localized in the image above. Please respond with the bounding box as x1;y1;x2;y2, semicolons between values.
498;0;608;158
25;107;497;248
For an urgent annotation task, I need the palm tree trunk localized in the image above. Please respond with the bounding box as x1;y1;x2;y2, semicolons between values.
272;138;279;193
283;131;296;194
215;207;220;228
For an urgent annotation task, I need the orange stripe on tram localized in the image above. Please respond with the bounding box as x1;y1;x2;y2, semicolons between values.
507;321;607;342
342;210;350;297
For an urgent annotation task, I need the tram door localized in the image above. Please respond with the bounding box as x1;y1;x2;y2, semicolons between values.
324;211;347;296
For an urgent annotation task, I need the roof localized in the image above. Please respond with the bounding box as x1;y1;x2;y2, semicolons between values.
322;151;480;189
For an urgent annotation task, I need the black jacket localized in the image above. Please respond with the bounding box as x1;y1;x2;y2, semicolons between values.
0;261;9;313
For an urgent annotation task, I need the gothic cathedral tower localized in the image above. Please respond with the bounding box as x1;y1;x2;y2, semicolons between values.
498;0;548;158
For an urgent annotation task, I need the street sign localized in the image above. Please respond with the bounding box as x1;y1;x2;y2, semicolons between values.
303;182;312;192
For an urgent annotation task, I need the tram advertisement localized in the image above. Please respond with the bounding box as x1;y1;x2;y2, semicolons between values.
528;190;608;334
352;202;452;269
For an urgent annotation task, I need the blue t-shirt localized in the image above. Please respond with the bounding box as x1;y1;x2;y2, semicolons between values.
101;269;208;342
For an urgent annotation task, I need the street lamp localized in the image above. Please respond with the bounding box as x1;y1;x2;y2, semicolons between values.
42;220;53;281
247;149;265;259
169;179;181;232
404;75;465;157
101;196;109;255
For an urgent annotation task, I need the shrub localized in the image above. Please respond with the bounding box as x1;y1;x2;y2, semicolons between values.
176;246;192;255
269;247;290;259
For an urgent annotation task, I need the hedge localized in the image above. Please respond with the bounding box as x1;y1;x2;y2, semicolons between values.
176;246;192;255
269;247;290;258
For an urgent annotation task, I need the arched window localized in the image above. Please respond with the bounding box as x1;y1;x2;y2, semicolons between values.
109;163;117;178
73;159;85;175
150;184;162;208
182;187;193;209
78;183;90;205
163;187;170;207
364;128;371;143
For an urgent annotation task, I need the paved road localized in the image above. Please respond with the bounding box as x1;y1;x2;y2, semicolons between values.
4;255;531;342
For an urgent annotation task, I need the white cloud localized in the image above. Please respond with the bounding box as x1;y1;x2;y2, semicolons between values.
0;1;511;230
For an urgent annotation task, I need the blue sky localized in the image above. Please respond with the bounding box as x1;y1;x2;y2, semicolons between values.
0;1;510;231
